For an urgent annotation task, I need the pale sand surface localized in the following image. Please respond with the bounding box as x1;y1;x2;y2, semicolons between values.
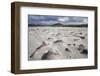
28;27;88;60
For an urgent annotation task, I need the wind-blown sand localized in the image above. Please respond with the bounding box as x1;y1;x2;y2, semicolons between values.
28;27;88;61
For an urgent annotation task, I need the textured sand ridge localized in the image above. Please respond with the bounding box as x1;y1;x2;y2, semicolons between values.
28;27;88;60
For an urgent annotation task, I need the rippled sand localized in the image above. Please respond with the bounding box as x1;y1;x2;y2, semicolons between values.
28;27;88;61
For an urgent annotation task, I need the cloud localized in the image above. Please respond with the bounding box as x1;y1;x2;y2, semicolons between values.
83;18;88;23
58;17;69;22
40;21;58;25
28;15;88;25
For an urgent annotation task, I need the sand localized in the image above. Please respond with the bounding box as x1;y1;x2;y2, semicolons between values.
28;26;88;60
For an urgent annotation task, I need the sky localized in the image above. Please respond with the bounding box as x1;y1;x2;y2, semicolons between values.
28;15;88;25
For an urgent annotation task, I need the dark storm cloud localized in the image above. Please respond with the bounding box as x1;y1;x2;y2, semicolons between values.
28;15;88;25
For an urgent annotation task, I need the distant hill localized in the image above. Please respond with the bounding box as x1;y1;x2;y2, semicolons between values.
28;23;88;27
52;23;63;26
